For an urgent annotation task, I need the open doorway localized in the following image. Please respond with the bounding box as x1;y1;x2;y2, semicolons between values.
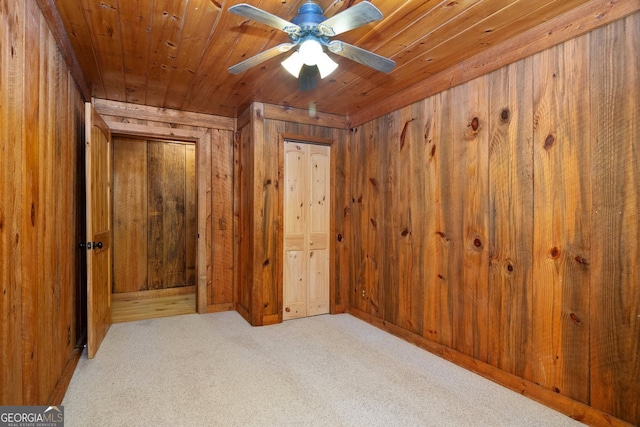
111;137;197;322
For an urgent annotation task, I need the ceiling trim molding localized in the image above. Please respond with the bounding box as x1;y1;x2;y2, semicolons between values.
348;0;640;127
262;103;349;129
94;98;236;132
35;0;91;101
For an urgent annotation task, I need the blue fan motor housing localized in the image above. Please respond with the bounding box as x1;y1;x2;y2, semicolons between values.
291;2;326;28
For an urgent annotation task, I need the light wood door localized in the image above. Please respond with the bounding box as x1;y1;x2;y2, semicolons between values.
283;141;330;320
86;103;112;358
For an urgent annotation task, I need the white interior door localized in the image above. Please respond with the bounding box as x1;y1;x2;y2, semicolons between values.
283;141;330;320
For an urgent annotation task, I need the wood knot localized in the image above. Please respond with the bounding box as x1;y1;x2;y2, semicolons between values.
569;312;581;324
549;247;560;258
430;144;436;157
370;218;377;227
263;258;270;266
574;256;590;267
544;134;555;150
500;108;510;122
337;233;343;242
436;231;450;242
506;263;514;273
471;117;479;131
473;238;482;248
401;228;410;237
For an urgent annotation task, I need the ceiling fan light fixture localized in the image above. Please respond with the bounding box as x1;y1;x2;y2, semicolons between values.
282;44;338;80
281;51;304;77
316;52;338;78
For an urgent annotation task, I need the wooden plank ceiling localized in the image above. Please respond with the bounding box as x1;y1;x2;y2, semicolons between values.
52;0;590;118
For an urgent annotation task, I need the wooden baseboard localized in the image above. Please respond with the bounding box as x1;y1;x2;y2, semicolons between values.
235;303;251;324
47;347;82;405
332;304;346;314
112;293;196;323
262;314;280;326
112;286;196;301
206;303;234;313
347;308;632;427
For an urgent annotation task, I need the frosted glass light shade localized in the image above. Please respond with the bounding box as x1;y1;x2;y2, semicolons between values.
299;39;323;65
316;52;338;78
282;52;304;77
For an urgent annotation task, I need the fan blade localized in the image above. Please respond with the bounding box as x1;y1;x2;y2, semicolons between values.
228;43;295;74
228;4;301;35
328;41;395;73
318;1;382;37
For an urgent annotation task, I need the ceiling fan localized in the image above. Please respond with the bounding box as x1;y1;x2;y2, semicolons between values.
227;1;396;90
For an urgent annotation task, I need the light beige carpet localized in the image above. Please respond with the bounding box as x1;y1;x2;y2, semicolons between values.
63;312;583;426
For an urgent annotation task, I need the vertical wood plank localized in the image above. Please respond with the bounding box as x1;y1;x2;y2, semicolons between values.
21;0;40;403
251;103;264;325
162;142;187;288
147;141;164;290
211;129;234;306
260;116;282;322
112;138;148;293
185;143;197;287
589;14;640;425
1;0;25;405
348;122;366;313
532;38;591;402
451;76;490;361
37;19;54;400
236;123;254;321
487;58;535;377
429;90;455;348
362;119;384;318
198;129;212;313
421;95;444;344
333;126;349;312
391;103;425;335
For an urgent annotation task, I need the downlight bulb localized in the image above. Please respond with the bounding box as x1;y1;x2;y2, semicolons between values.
299;39;323;66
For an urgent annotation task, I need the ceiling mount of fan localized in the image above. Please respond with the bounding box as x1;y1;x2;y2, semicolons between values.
227;1;396;90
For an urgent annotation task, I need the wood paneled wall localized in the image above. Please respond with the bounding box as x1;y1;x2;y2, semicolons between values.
235;103;349;326
113;138;197;293
1;1;85;405
95;100;235;313
344;13;639;426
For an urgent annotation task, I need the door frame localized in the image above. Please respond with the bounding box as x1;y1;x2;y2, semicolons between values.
105;122;210;314
278;133;338;320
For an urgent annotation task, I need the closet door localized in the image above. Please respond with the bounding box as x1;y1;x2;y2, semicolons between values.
283;141;330;320
86;103;112;358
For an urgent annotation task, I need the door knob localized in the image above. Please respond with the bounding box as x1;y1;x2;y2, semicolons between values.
95;241;103;249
